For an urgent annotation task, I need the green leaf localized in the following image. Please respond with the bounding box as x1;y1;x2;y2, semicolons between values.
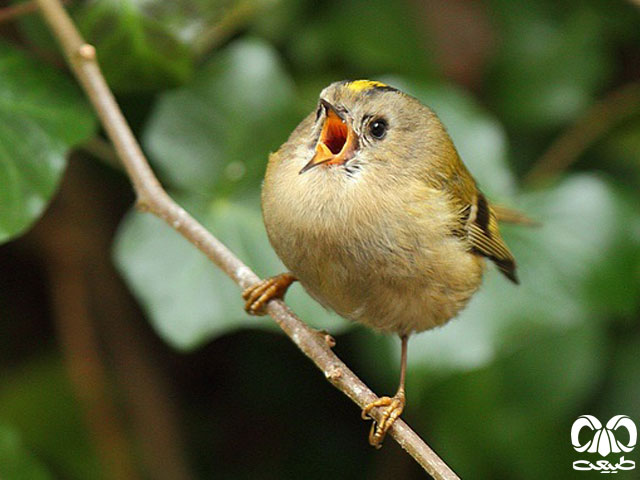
0;41;96;244
75;0;194;93
143;38;299;195
18;0;276;82
0;424;52;480
126;0;277;54
114;196;348;350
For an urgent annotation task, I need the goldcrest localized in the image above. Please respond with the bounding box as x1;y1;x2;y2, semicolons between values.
243;80;518;447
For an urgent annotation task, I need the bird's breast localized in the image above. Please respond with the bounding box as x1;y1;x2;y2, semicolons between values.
261;153;484;334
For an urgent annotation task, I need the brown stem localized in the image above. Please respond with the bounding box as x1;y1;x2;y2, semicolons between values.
492;204;540;227
36;185;141;480
0;0;69;23
97;276;194;480
35;0;460;477
525;82;640;186
192;0;259;58
81;135;123;171
0;0;39;23
49;267;142;480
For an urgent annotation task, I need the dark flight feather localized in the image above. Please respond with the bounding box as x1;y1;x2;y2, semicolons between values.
467;193;519;283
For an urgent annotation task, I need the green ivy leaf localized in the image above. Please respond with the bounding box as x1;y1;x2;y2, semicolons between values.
114;196;347;350
18;0;278;90
143;38;299;195
0;41;96;244
126;0;277;54
75;0;194;93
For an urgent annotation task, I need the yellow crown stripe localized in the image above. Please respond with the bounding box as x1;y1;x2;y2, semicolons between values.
347;80;389;92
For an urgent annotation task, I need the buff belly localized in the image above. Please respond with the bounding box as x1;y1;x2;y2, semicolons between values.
296;245;483;335
264;210;485;335
262;149;485;335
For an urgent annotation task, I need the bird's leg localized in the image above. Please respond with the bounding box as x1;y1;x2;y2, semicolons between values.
242;273;297;315
361;334;408;448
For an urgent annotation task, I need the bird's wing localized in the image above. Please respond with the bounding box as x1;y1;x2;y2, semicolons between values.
426;153;519;284
465;192;519;284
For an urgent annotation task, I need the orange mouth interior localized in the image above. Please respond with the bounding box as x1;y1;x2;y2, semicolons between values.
322;112;348;155
299;104;358;174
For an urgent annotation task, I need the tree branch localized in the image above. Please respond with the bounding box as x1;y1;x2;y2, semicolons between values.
0;0;68;23
0;0;40;23
524;82;640;186
34;0;460;478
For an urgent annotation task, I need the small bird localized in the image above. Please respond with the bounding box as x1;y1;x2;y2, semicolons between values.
243;80;518;447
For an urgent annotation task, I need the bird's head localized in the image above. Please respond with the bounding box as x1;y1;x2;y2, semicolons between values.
299;80;448;178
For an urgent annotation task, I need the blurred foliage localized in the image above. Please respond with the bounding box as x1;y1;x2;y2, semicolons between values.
0;424;52;480
281;0;436;78
74;0;196;93
142;38;299;196
0;0;639;479
0;357;100;479
488;0;614;131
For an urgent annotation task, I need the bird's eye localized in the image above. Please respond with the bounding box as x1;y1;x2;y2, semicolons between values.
369;118;387;139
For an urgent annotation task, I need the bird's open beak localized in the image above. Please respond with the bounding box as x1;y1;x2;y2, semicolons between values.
299;100;359;174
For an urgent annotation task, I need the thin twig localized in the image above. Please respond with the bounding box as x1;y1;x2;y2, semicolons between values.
192;0;259;58
81;135;123;171
34;0;460;478
493;204;540;227
0;0;39;23
0;0;67;23
525;82;640;186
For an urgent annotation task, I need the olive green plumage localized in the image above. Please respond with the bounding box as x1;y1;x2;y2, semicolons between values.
243;79;519;447
261;80;517;336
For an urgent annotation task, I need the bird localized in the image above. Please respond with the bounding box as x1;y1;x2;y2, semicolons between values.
242;79;518;448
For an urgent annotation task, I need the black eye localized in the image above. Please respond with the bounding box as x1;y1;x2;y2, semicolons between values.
369;118;387;139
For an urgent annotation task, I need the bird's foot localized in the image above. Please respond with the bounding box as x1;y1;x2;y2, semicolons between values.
361;392;406;448
242;273;296;315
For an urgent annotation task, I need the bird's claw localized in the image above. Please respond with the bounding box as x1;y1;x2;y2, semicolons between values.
242;273;296;315
362;393;405;448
